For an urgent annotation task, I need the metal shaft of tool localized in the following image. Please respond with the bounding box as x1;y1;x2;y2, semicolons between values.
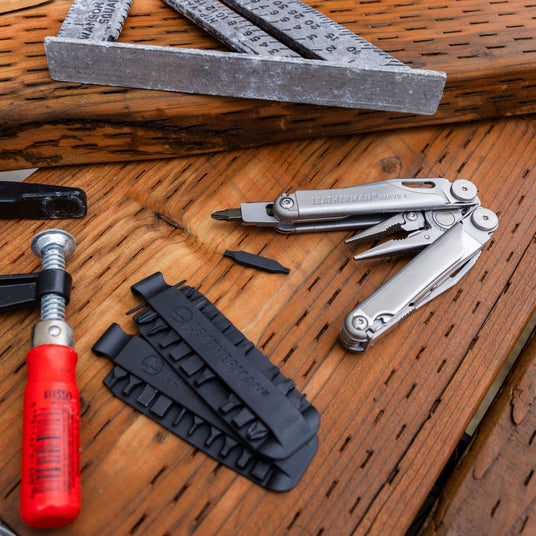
39;243;67;320
30;229;76;324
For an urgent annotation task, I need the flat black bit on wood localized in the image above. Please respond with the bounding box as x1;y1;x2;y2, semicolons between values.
224;250;290;274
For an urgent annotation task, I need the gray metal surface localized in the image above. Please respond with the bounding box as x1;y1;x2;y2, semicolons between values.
271;179;479;222
57;0;133;41
220;0;405;67
163;0;300;57
45;0;447;113
45;37;446;113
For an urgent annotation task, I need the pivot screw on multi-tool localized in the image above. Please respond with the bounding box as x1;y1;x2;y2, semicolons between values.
20;229;81;529
279;196;295;210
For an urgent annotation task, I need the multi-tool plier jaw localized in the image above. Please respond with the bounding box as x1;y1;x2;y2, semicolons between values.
346;208;471;259
212;177;497;352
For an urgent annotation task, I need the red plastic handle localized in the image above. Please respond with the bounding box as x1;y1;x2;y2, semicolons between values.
20;344;81;529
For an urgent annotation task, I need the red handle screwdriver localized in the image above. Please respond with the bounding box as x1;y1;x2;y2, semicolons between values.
20;230;80;529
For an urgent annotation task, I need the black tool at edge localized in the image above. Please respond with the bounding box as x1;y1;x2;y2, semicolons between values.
0;181;87;219
0;270;72;313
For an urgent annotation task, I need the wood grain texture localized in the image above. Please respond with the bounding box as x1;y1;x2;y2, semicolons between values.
2;0;536;169
422;330;536;536
0;116;534;535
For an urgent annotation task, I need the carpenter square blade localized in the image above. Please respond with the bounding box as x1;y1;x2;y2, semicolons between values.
45;0;446;114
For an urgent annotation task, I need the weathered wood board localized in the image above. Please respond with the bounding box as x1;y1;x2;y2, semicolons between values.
0;116;534;535
423;328;536;535
1;0;536;169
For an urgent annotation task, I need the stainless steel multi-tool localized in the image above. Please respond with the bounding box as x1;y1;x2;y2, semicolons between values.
212;178;498;352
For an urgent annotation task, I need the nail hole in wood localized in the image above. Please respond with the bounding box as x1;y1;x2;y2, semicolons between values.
340;435;352;452
491;499;501;518
349;497;361;515
326;480;338;498
173;483;190;503
384;369;396;385
406;383;417;399
130;513;147;535
360;450;374;468
303;360;317;378
373;409;384;425
287;510;301;530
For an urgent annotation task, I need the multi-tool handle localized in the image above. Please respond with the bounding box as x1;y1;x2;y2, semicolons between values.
272;179;479;223
237;202;386;233
339;207;498;352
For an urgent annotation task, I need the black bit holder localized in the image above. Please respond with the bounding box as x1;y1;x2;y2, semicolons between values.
93;324;318;492
92;272;320;490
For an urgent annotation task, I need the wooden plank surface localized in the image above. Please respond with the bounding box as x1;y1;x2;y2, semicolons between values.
2;0;536;169
0;115;534;535
423;327;536;535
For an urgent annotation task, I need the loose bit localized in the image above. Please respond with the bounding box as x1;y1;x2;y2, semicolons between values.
224;250;290;274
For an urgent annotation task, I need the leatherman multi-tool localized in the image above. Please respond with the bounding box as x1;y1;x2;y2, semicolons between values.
212;178;498;352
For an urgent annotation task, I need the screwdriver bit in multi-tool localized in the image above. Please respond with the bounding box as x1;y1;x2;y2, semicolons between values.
212;178;499;351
